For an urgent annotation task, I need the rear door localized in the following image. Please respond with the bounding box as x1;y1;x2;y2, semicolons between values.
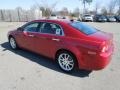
34;22;64;58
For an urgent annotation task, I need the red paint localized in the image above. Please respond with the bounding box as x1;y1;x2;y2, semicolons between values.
8;19;114;70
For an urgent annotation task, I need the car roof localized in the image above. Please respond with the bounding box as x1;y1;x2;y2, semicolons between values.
33;19;71;24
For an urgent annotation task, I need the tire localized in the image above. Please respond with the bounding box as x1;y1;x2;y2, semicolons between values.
56;51;76;72
9;37;18;50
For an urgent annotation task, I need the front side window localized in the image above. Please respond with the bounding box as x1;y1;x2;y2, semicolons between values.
70;21;97;35
40;23;63;35
24;23;39;32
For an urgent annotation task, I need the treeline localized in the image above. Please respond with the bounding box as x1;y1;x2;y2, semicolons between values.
0;7;42;22
0;0;120;22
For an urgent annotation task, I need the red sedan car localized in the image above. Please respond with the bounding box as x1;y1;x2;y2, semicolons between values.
8;19;114;72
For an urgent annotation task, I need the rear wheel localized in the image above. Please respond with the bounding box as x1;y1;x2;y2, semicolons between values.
9;37;18;50
56;51;76;72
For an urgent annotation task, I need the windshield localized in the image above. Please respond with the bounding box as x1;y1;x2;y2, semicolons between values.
70;22;97;35
84;15;91;17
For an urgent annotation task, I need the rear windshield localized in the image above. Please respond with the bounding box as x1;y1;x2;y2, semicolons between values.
100;16;106;19
70;22;97;35
108;16;114;18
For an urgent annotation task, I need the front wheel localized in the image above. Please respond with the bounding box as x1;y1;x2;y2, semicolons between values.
56;51;76;72
9;37;18;50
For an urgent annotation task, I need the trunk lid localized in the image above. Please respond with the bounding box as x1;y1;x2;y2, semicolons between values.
88;31;113;52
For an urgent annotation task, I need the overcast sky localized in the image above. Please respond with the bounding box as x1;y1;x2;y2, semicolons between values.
0;0;113;11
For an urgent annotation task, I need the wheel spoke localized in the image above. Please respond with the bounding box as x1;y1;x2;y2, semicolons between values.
60;55;64;60
66;64;70;69
68;63;74;67
63;64;67;69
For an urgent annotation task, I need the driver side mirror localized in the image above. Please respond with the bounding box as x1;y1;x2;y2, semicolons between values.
17;27;23;31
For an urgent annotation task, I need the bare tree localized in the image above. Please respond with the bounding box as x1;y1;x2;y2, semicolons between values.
25;11;29;21
8;10;12;22
16;7;23;21
73;7;80;17
95;0;100;14
108;0;117;15
60;7;69;16
33;0;59;17
116;0;120;15
0;10;5;21
45;8;51;17
79;0;93;14
101;7;108;16
39;7;45;16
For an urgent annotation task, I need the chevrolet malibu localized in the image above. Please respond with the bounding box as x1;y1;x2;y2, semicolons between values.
8;19;114;72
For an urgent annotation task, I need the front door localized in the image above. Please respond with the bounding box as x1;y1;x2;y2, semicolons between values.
16;22;39;52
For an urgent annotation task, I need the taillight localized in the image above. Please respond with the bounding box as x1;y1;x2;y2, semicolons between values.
101;45;109;53
101;46;106;52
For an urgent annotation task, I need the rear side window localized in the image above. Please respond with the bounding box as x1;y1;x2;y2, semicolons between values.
24;23;39;32
70;22;97;35
39;23;63;35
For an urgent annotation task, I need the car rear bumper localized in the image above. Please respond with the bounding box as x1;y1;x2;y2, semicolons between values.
84;19;93;21
78;45;114;70
98;19;107;22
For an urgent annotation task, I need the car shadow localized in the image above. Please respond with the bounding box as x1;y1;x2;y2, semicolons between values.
1;42;92;78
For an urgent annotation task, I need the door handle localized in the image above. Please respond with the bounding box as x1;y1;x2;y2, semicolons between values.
28;34;34;37
52;38;60;42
